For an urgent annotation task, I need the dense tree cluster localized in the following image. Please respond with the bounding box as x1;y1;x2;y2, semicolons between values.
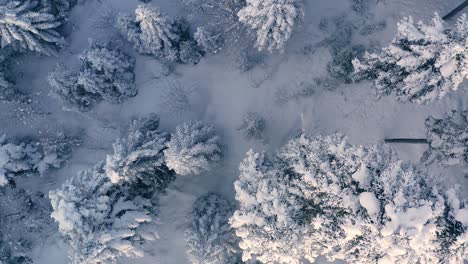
353;14;468;104
117;4;202;64
185;193;241;264
50;115;176;264
230;134;467;264
50;115;222;264
48;41;136;111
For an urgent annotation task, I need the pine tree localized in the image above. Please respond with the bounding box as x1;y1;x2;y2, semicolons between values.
116;4;202;64
238;112;265;140
422;109;468;165
48;41;137;112
51;115;176;264
48;64;99;112
185;193;241;264
77;41;137;104
0;0;65;55
50;163;159;264
230;134;467;263
164;121;222;176
237;0;303;52
353;13;468;104
105;114;175;189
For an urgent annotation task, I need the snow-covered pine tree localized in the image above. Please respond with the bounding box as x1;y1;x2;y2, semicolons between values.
238;112;265;140
51;115;176;264
164;121;222;176
422;109;468;165
0;0;65;55
0;188;53;264
77;41;137;104
48;64;99;112
353;13;468;104
116;4;202;64
105;114;175;190
230;134;467;264
50;163;159;264
0;134;75;187
185;193;241;264
48;41;137;111
237;0;303;52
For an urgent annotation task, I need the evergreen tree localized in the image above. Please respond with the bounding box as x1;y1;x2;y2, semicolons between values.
237;0;303;52
0;0;65;55
230;134;467;263
185;193;241;264
50;163;159;264
105;114;175;189
353;14;468;104
164;121;222;176
48;41;136;112
422;109;468;165
77;41;137;104
51;115;176;264
116;4;202;64
48;64;99;112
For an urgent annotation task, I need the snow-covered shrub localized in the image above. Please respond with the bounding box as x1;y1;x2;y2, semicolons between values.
238;112;265;140
77;41;137;104
50;163;159;264
0;134;74;187
48;42;136;111
353;13;468;104
164;121;222;176
184;0;250;54
0;188;53;264
185;193;241;264
194;27;223;54
422;109;468;166
0;0;65;55
48;64;99;112
116;4;202;64
238;0;303;52
105;114;175;189
230;134;467;264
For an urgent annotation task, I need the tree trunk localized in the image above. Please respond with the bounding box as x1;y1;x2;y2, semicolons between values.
443;0;468;20
384;138;429;144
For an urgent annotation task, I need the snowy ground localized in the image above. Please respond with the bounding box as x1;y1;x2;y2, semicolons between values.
2;0;466;263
